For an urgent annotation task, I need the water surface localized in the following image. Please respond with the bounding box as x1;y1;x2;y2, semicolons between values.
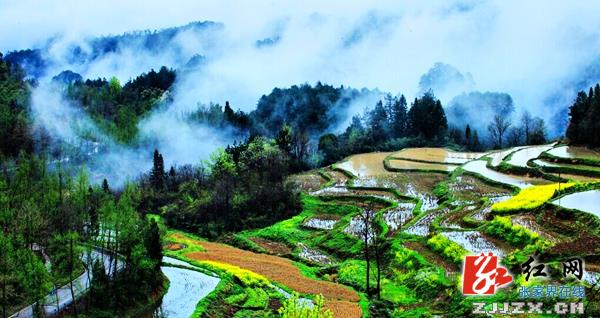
552;190;600;216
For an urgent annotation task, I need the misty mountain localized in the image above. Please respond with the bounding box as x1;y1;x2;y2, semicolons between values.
250;83;381;138
445;91;515;140
5;21;222;78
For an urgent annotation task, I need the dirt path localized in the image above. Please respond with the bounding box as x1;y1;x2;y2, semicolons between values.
172;233;362;317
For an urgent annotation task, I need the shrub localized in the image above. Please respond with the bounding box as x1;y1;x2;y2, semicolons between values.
484;216;538;247
427;234;468;265
278;293;332;318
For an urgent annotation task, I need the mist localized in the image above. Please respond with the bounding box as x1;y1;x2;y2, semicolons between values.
3;0;600;184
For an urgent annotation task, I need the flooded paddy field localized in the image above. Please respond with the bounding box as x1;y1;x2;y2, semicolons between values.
552;190;600;216
336;152;392;177
547;146;600;160
506;144;555;167
155;258;221;318
391;147;486;164
488;146;528;167
449;176;511;201
441;231;509;257
303;215;341;230
383;203;416;231
288;171;327;192
405;208;451;236
462;160;549;188
388;158;456;172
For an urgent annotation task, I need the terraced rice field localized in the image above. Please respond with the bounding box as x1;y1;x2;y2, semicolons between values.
391;147;486;164
336;152;392;177
506;143;555;167
441;231;508;257
462;160;542;188
552;190;600;216
488;146;528;166
547;146;600;160
167;144;600;317
387;158;455;172
288;172;327;192
172;233;362;316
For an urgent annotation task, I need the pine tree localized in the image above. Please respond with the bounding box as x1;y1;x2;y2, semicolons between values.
389;94;408;138
145;220;162;270
102;179;110;193
150;149;165;190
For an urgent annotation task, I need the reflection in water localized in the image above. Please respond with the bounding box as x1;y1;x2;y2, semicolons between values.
462;160;534;189
548;146;600;160
507;144;554;167
441;231;506;257
337;152;392;177
153;257;220;318
552;190;600;216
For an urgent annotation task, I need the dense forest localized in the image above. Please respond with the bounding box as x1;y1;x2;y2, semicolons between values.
0;54;164;317
64;66;176;143
140;136;302;238
566;83;600;147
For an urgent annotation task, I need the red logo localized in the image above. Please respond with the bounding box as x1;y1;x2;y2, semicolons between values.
462;252;513;295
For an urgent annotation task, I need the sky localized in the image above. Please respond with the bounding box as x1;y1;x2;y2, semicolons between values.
2;0;600;111
2;0;600;184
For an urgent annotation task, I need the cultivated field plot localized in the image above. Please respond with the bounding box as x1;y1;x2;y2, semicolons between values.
487;146;528;166
552;189;600;216
287;171;327;192
506;143;555;167
547;145;600;160
171;233;363;316
172;145;600;317
462;159;548;188
387;158;455;172
336;152;392;177
391;147;486;164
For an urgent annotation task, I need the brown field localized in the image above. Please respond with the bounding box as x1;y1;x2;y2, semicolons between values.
337;152;392;177
287;172;326;192
325;168;349;186
164;243;185;251
388;159;455;172
248;237;292;255
449;175;511;200
391;147;485;164
170;233;362;316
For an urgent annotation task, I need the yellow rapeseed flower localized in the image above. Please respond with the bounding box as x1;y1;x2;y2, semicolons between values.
492;183;576;212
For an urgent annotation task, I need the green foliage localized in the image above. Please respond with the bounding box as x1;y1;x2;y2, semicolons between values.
65;66;176;143
426;234;468;265
0;53;32;157
566;83;600;147
278;293;332;318
408;92;448;140
484;216;539;247
157;137;302;238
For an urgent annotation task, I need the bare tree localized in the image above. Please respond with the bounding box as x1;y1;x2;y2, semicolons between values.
520;111;533;144
357;209;375;296
357;208;386;299
487;114;511;148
